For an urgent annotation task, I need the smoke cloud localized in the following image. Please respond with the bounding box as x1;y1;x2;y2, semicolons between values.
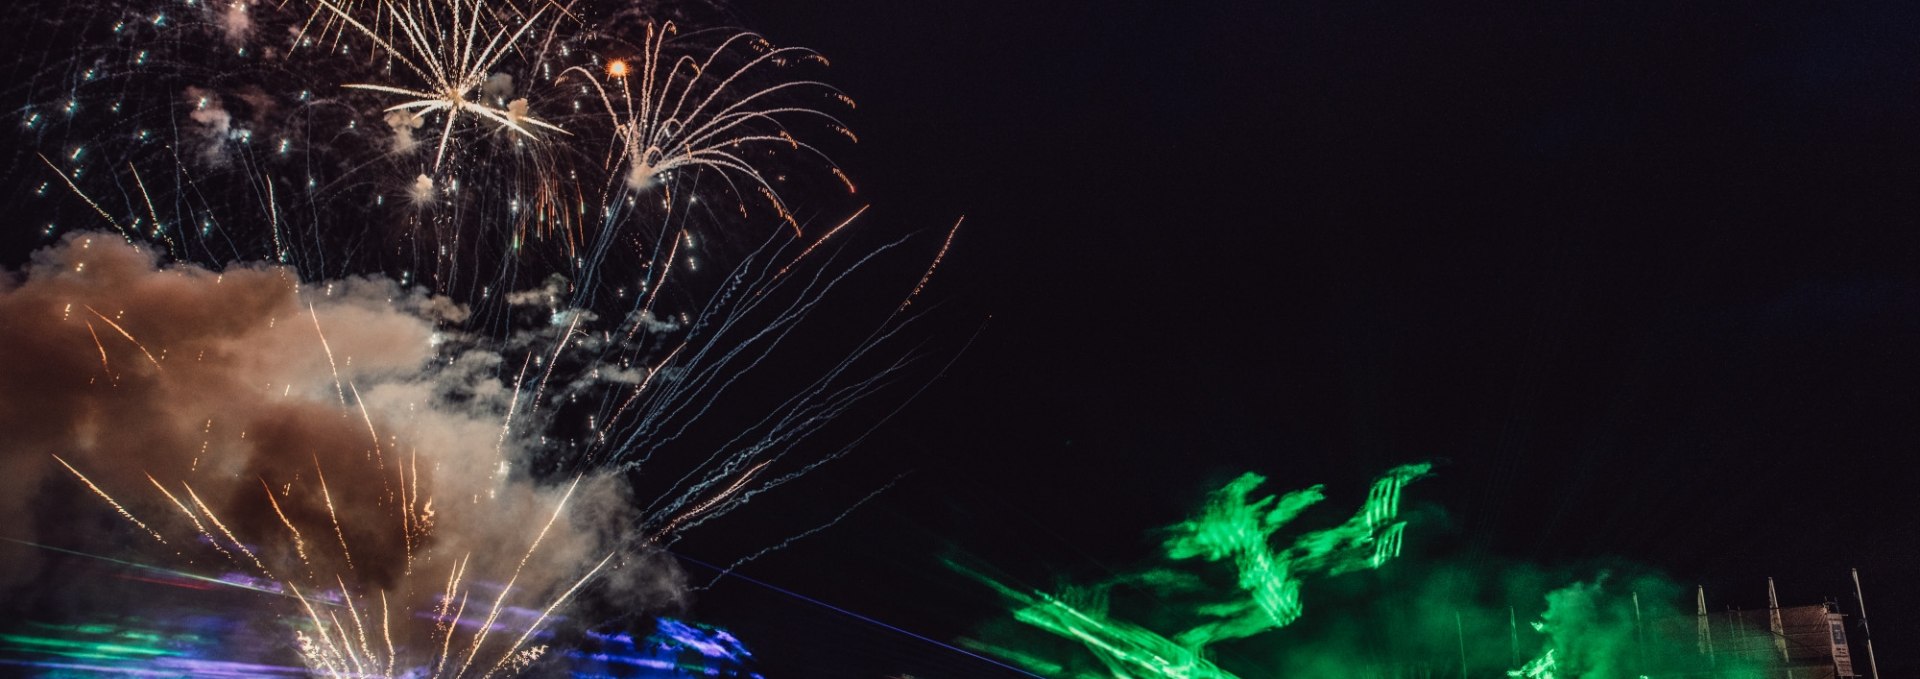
0;233;679;661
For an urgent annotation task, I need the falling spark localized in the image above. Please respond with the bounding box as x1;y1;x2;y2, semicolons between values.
528;312;583;417
480;551;619;679
83;320;111;377
653;460;769;542
897;216;964;315
451;477;583;678
147;473;233;564
626;229;684;340
261;477;313;576
434;557;473;678
382;590;397;678
50;455;165;544
290;582;351;675
129;162;162;241
348;381;387;469
338;574;376;674
773;204;868;282
84;305;163;372
311;303;347;407
185;482;270;576
314;456;356;572
495;352;533;458
37;153;125;237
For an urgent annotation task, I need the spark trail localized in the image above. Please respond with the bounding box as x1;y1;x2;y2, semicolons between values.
4;1;955;674
324;0;570;171
49;455;165;545
567;21;855;232
11;0;857;295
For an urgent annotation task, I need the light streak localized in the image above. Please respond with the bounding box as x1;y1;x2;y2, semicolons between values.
702;475;900;584
129;162;161;241
652;460;768;542
528;312;582;418
632;228;684;336
261;477;313;577
49;455;165;544
432;553;473;677
679;554;1045;678
146;473;233;565
495;352;532;458
337;574;375;676
292;582;351;676
450;476;582;678
313;456;356;573
479;551;617;679
897;216;963;315
310;303;346;408
14;3;934;671
84;305;163;372
348;382;386;470
37;154;125;237
83;320;111;377
772;204;867;282
185;482;270;577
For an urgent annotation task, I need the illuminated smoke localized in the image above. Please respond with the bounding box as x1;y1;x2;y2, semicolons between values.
184;87;234;164
386;110;427;154
0;233;682;669
219;0;255;45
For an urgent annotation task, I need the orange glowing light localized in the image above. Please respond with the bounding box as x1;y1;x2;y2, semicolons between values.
607;60;630;78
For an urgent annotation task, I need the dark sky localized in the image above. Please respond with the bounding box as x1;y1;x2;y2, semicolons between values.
1;0;1916;676
674;0;1920;676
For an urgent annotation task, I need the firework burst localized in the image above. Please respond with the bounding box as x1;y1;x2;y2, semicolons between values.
7;0;857;304
0;0;964;674
565;20;857;233
324;0;571;172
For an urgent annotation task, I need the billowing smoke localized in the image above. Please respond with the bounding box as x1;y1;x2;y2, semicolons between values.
0;233;681;664
219;0;255;45
184;87;234;164
386;110;426;154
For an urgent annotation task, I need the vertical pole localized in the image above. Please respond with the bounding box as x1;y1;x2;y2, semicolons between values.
1770;577;1789;663
1457;611;1470;679
1698;585;1716;667
1853;568;1881;679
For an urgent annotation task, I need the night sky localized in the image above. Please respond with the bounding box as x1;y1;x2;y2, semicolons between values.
679;0;1920;675
2;0;1919;677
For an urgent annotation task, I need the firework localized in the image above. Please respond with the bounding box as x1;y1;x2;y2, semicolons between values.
20;211;961;672
563;20;856;233
7;0;856;301
323;0;571;172
2;0;960;675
